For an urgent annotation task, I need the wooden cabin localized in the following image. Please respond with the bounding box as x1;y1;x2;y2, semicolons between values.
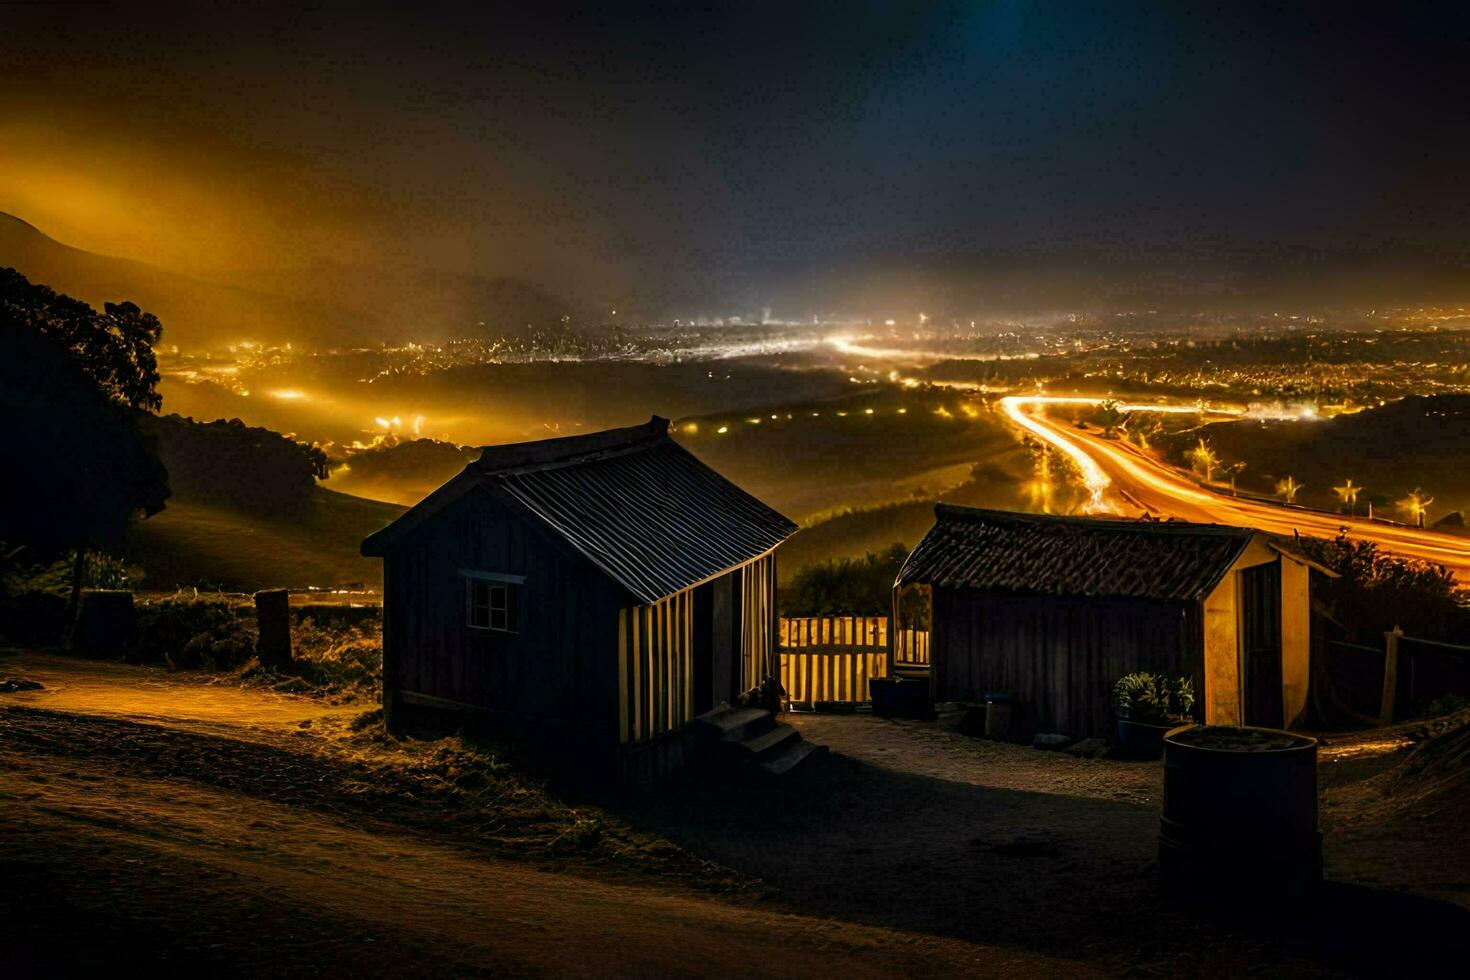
896;505;1330;737
361;416;797;781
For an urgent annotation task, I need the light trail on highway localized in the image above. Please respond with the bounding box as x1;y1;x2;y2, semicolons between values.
1000;395;1470;581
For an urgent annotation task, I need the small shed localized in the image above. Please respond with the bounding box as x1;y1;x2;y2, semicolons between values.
361;416;797;781
896;505;1329;737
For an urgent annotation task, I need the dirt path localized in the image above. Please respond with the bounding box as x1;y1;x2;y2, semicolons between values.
0;651;1088;977
0;649;364;737
7;650;1466;977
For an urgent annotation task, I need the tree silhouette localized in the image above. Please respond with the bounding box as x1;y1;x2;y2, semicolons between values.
1122;412;1162;449
1187;438;1220;482
0;269;169;618
1333;478;1361;516
1399;487;1434;528
1095;399;1127;438
142;414;329;517
1275;475;1303;504
1224;460;1246;496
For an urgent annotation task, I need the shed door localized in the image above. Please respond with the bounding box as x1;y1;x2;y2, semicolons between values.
1240;561;1284;728
692;580;714;715
709;572;738;709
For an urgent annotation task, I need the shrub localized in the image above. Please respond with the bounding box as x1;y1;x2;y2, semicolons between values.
0;589;69;645
281;622;382;697
1113;672;1195;725
780;544;908;616
1420;693;1470;719
177;629;257;670
1293;533;1470;642
0;546;139;646
132;594;254;668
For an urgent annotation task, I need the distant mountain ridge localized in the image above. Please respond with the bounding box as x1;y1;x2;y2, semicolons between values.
0;211;573;349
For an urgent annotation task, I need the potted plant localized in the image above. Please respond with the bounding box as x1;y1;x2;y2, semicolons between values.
1113;672;1195;759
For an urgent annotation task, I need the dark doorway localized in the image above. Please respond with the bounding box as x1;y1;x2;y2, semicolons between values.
706;572;738;710
1240;561;1284;728
692;581;714;715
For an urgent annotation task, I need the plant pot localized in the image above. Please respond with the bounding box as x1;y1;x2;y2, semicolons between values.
870;677;931;719
1116;718;1174;760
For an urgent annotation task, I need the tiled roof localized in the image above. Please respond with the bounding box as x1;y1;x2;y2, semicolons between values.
897;504;1253;602
363;417;796;604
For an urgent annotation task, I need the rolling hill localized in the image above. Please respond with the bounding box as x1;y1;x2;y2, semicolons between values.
0;211;574;349
1163;394;1470;521
123;487;404;593
0;211;368;349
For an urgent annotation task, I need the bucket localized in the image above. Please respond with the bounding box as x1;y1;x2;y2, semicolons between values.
984;693;1012;738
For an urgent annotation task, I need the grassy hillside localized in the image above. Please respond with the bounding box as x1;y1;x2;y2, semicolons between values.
1159;394;1470;521
124;487;404;593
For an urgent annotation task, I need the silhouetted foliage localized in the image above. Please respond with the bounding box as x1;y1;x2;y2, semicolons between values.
1;268;162;411
131;594;256;669
343;437;477;485
0;269;169;560
0;547;138;644
780;544;908;616
1294;533;1470;642
141;414;329;516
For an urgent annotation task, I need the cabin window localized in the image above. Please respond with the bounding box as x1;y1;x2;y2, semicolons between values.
464;573;521;633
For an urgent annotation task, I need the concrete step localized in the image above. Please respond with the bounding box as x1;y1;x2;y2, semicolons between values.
695;706;772;743
729;721;800;759
758;738;826;776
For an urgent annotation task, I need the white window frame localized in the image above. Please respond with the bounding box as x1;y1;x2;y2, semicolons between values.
462;569;525;634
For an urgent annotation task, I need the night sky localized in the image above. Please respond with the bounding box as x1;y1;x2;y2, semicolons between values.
3;2;1469;315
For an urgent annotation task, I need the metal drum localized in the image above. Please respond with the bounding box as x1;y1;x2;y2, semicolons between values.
1160;724;1321;901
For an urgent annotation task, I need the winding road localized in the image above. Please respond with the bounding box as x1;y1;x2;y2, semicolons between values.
1001;395;1470;581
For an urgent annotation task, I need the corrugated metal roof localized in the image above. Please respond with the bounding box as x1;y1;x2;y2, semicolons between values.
363;417;796;604
897;504;1254;602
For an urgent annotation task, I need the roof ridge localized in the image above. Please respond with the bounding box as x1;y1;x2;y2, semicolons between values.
475;416;669;474
933;503;1252;537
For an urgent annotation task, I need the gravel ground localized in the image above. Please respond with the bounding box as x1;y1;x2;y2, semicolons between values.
613;712;1470;977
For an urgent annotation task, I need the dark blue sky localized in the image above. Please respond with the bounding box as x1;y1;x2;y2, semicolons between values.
4;2;1469;312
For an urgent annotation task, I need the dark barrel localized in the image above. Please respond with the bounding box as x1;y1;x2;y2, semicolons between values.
1160;724;1320;901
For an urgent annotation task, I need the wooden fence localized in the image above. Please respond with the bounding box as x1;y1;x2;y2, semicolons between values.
1320;630;1470;725
779;616;889;708
1387;631;1470;721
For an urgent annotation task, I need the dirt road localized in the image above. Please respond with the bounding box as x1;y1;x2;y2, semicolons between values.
0;651;1086;978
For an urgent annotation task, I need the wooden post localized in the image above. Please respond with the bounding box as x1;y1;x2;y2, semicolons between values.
1379;626;1402;725
72;589;134;659
254;589;293;667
